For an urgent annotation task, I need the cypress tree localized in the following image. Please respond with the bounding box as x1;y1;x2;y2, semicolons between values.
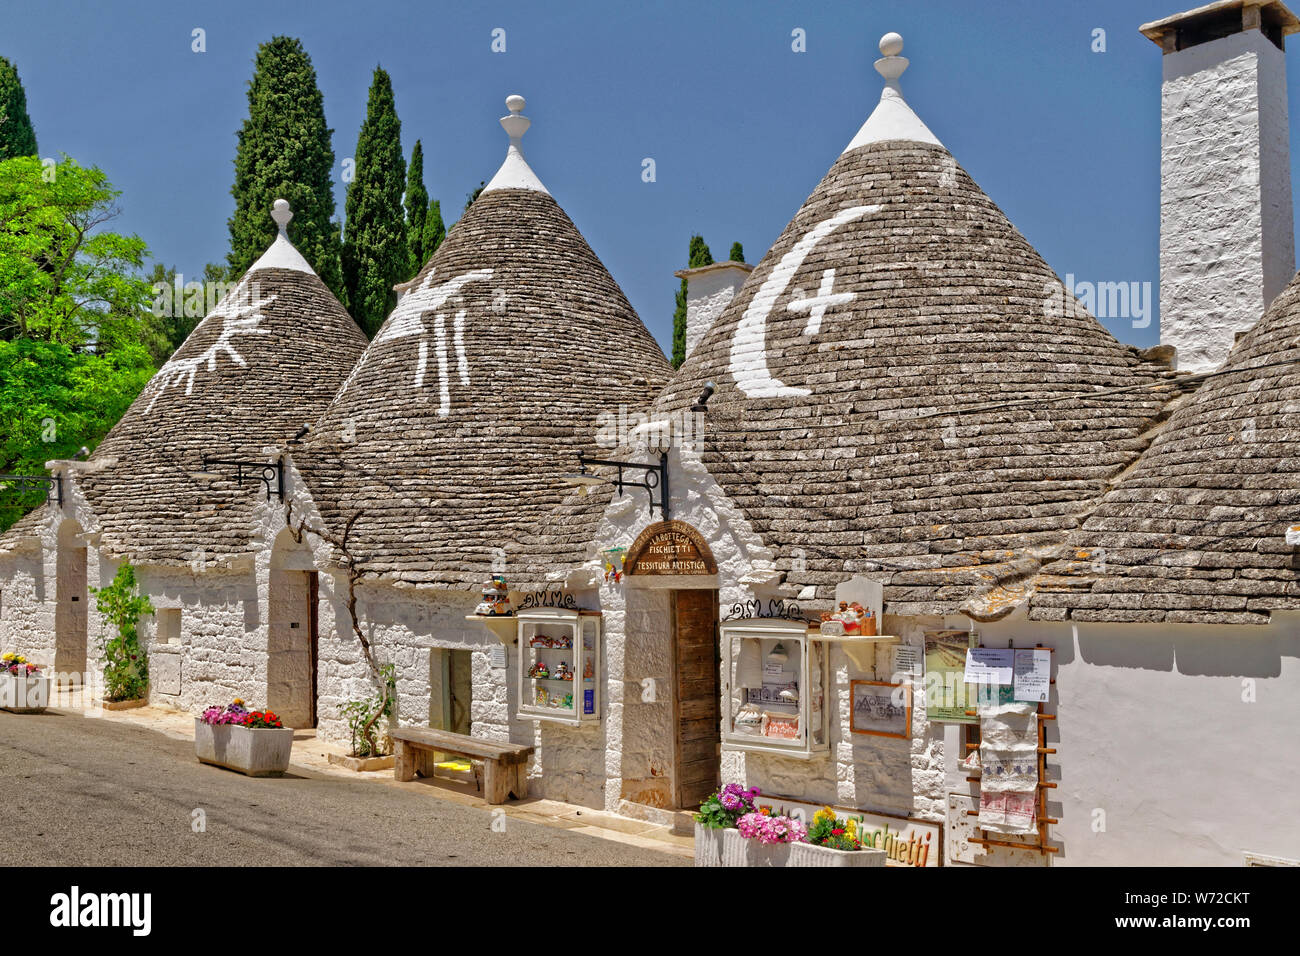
227;36;343;298
0;56;37;159
689;236;714;270
729;242;744;262
341;66;408;337
404;139;429;277
671;235;714;367
423;198;446;261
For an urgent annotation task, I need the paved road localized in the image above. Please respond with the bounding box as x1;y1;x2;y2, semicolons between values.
0;710;685;866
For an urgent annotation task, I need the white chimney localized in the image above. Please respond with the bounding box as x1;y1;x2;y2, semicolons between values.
1142;0;1299;372
675;261;753;361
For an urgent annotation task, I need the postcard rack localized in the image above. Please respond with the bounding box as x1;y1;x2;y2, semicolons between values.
963;642;1058;857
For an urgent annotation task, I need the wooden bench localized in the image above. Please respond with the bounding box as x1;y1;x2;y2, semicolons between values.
391;727;534;804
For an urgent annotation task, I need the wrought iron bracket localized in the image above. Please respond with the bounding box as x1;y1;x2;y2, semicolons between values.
0;474;63;506
201;455;285;501
575;450;670;519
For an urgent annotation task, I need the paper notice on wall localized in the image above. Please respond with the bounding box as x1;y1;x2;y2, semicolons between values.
763;660;784;680
891;644;921;677
1013;649;1051;702
964;648;1013;685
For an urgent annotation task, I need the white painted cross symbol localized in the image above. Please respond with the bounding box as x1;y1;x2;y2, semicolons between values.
786;268;854;335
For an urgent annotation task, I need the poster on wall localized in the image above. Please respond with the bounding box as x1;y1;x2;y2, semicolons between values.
849;680;910;738
923;629;977;724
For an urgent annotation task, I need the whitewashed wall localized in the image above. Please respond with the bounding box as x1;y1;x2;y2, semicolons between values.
972;608;1300;866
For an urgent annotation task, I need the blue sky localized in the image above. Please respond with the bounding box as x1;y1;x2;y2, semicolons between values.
4;0;1292;351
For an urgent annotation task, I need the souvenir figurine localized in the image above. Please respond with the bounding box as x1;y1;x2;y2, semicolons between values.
583;657;594;679
476;577;513;616
553;662;570;681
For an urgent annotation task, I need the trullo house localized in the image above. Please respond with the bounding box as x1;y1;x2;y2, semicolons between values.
0;201;368;727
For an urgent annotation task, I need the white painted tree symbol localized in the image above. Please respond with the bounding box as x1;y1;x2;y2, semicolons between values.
364;268;494;417
144;278;276;412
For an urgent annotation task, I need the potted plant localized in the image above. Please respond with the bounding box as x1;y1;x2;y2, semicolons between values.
0;653;49;713
787;806;887;868
693;783;760;866
194;699;294;776
722;809;809;866
92;563;153;708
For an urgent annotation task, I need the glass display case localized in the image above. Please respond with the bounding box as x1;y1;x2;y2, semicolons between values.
515;608;600;725
721;619;829;758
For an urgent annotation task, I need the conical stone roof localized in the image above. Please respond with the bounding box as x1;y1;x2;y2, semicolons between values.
523;34;1180;614
297;96;671;586
1030;269;1300;625
74;201;368;564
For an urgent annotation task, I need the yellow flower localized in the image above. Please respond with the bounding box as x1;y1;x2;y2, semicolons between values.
232;697;245;706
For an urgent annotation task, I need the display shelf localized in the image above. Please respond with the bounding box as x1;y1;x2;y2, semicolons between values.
465;615;517;644
811;630;899;670
720;618;829;758
516;607;600;725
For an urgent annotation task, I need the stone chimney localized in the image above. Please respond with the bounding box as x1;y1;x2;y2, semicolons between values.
675;261;753;361
1142;0;1299;372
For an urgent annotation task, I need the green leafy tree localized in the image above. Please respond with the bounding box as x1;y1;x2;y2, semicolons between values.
341;66;407;337
730;242;744;262
0;156;157;530
227;36;343;298
404;139;429;277
423;198;445;262
92;563;154;701
0;340;154;529
0;56;37;160
0;156;153;348
671;235;713;367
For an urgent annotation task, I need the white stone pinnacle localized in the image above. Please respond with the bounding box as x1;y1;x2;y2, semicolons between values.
249;197;315;275
843;30;944;152
271;198;293;235
483;93;550;195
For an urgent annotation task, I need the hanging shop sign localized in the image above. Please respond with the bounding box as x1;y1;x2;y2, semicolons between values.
753;794;942;867
516;590;580;611
624;520;717;575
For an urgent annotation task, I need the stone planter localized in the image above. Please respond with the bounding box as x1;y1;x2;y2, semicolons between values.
698;827;887;867
327;752;396;773
694;822;727;867
194;719;293;777
102;697;148;711
788;840;886;868
0;673;50;713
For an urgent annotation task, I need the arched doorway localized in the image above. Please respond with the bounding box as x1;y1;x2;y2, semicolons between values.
267;530;317;728
54;520;87;687
624;520;721;809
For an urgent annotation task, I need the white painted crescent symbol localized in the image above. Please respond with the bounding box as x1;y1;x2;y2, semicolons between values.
728;204;880;398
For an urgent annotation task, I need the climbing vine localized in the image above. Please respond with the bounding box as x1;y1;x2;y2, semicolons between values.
284;502;394;756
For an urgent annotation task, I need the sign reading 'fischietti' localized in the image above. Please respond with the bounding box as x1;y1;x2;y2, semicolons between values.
624;520;717;576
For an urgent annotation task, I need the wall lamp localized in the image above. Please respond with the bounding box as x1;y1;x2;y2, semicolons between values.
194;455;285;501
562;450;670;519
691;381;716;413
0;474;63;506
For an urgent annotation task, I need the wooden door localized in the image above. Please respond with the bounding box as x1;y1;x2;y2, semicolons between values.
308;572;319;728
673;589;720;809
